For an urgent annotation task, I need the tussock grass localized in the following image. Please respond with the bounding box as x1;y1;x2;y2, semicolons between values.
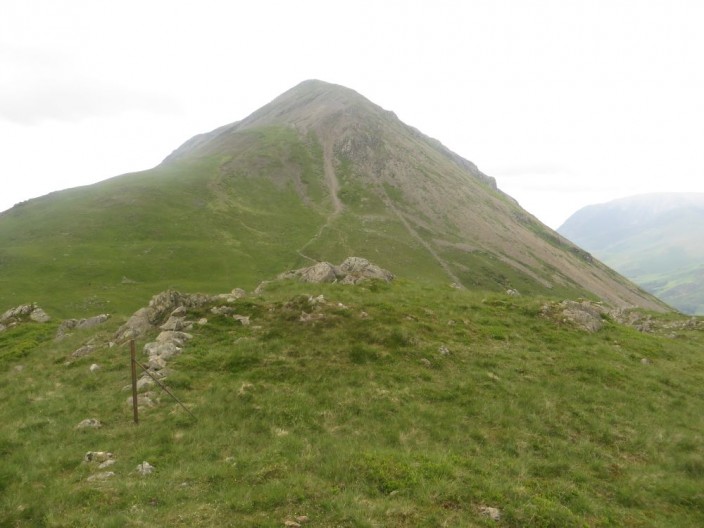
1;280;703;526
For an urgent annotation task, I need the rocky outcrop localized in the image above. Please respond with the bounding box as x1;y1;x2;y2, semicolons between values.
542;300;607;333
278;257;393;285
114;290;214;343
56;314;111;340
0;303;52;332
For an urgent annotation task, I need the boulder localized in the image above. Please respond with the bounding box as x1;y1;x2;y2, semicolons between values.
279;261;339;283
338;257;394;283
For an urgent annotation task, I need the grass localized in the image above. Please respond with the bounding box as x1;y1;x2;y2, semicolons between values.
1;279;703;526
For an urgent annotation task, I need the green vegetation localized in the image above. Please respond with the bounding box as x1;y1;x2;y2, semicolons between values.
1;280;702;526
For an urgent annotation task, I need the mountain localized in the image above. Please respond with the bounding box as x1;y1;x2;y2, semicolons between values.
0;80;666;316
558;193;704;314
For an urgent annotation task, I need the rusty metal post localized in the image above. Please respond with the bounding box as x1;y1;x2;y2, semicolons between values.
130;339;139;424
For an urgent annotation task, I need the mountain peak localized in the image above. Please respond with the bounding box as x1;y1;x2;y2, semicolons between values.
0;80;668;315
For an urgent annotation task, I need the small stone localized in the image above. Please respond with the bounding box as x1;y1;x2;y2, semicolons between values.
148;356;168;371
641;357;651;365
197;318;208;325
231;288;247;299
420;358;432;367
89;363;101;373
87;471;115;482
233;314;250;326
159;315;187;331
99;459;116;469
76;418;102;430
170;306;187;317
136;461;155;476
438;345;450;355
137;375;155;391
84;451;113;463
72;344;96;358
211;305;234;316
284;521;301;528
309;294;326;305
479;506;501;521
295;515;310;523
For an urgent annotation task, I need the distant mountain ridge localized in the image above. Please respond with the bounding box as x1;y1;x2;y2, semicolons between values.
558;193;704;314
0;80;666;316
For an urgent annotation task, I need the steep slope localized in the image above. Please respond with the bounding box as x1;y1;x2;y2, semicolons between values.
559;193;704;314
0;80;666;316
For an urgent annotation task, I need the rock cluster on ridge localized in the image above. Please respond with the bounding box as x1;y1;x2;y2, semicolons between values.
278;257;394;284
0;302;51;332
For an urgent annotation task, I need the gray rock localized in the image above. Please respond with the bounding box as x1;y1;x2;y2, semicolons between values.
58;314;111;339
76;418;102;430
84;451;113;463
136;461;155;476
114;290;213;343
338;257;394;283
1;303;35;323
279;261;339;283
136;375;155;391
278;257;393;285
87;471;115;481
156;330;193;347
233;314;250;326
144;341;181;360
548;300;607;333
114;307;152;342
72;344;96;358
30;307;51;323
89;363;101;373
159;315;189;331
479;506;501;521
231;288;247;299
211;305;234;315
147;355;168;371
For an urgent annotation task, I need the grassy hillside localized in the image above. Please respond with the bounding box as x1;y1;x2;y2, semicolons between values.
1;279;702;527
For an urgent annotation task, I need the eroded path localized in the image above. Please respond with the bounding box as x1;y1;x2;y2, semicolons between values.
297;138;344;262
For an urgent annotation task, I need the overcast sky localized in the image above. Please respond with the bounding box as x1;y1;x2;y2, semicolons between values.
2;0;703;228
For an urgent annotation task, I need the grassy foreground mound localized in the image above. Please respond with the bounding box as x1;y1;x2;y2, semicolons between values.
1;280;703;527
